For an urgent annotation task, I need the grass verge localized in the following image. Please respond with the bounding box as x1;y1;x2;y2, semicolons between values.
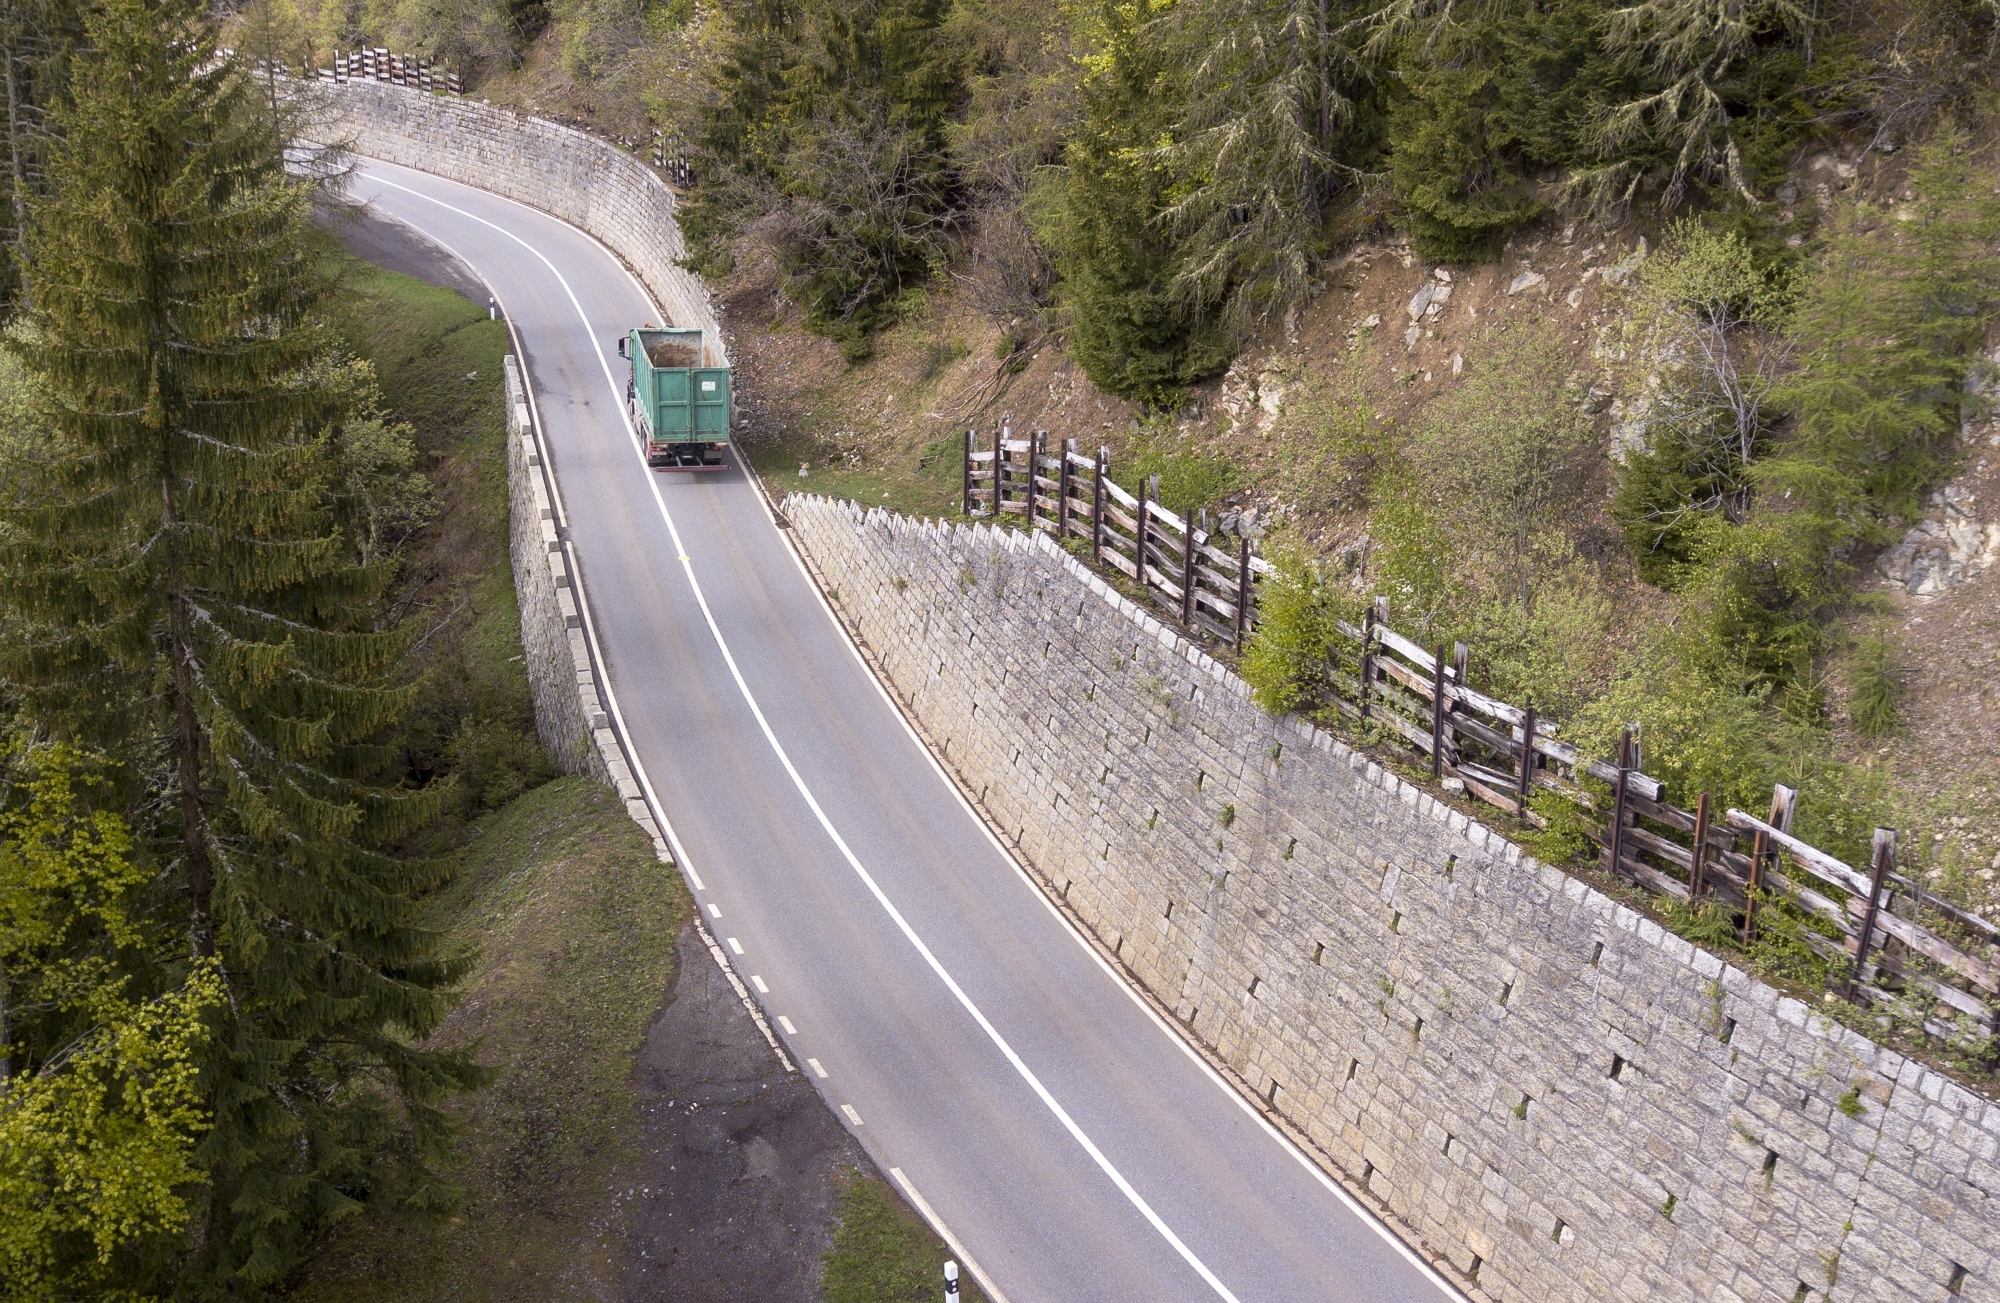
330;253;554;827
821;1171;990;1303
289;777;686;1301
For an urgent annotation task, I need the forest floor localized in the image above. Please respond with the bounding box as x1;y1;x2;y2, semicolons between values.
283;213;974;1302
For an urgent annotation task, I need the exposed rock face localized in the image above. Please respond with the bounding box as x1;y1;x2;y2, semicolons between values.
1882;484;2000;597
1881;351;2000;597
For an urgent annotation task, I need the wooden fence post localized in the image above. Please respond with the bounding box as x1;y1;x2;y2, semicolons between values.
1848;830;1896;998
1092;447;1107;565
1023;431;1038;530
1144;477;1160;595
962;429;973;516
1179;516;1196;627
1429;644;1447;780
1742;830;1767;947
1516;706;1537;820
1358;600;1379;718
994;427;1007;517
1689;792;1712;900
1770;784;1798;835
1060;438;1075;539
1235;536;1252;645
1606;728;1633;880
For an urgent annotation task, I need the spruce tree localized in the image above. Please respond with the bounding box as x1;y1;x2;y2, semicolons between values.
1056;0;1230;406
0;0;82;311
0;0;480;1288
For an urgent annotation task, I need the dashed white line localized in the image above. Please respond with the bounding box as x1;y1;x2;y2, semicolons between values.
778;1015;797;1035
807;1057;828;1078
707;902;721;918
358;165;1261;1303
841;1104;864;1127
750;974;769;993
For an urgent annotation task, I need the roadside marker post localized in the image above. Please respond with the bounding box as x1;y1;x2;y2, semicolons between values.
944;1260;960;1300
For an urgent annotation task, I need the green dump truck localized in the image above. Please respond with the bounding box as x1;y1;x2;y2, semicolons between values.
618;326;732;470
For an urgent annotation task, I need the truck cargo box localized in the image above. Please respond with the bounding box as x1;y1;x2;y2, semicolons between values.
621;327;731;469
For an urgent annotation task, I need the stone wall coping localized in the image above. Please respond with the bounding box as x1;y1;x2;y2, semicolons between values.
784;491;2000;1130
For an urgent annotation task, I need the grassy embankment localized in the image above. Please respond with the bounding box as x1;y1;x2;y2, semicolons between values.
282;256;687;1299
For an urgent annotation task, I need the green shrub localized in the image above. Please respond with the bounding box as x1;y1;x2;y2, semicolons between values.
1847;632;1901;737
1240;540;1358;718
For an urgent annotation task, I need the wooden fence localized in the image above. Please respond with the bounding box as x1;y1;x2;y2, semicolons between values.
322;48;463;95
1339;598;1999;1043
962;428;1272;646
958;426;1997;1046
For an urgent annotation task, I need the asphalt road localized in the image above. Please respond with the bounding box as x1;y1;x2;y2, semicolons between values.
347;158;1466;1303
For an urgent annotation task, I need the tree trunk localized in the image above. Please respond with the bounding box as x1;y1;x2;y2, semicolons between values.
162;471;215;957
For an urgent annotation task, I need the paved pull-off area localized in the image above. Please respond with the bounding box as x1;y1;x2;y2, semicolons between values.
347;157;1460;1303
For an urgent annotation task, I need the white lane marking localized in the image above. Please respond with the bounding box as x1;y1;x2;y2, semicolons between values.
750;974;769;994
728;936;745;955
807;1057;828;1078
707;902;721;919
360;166;1244;1303
891;1167;1013;1303
777;1015;797;1035
352;172;800;1080
841;1104;864;1127
745;485;1471;1297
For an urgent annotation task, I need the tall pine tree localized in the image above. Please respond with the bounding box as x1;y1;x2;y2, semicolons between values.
0;0;481;1288
1055;0;1231;405
0;0;82;311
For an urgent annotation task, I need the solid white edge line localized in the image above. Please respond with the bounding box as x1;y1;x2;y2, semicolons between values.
354;164;1245;1303
736;405;1472;1293
360;158;1467;1303
349;169;790;1073
890;1166;1014;1303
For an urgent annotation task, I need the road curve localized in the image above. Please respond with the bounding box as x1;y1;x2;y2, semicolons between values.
348;157;1464;1303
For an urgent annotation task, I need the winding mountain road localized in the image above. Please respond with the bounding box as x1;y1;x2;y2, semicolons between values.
348;157;1464;1303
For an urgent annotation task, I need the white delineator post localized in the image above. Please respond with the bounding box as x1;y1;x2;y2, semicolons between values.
944;1260;960;1300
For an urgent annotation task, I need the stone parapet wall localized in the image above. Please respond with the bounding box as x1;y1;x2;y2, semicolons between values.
506;357;666;852
321;81;723;356
783;493;1999;1303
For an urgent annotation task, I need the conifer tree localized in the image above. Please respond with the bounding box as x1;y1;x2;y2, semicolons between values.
1056;0;1230;405
0;0;81;311
0;0;481;1287
1155;0;1372;329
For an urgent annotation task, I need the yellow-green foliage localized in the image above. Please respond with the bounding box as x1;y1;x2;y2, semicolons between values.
1240;538;1358;718
0;744;222;1302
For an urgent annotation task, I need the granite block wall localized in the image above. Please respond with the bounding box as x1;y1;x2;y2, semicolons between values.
320;81;723;357
784;493;2000;1303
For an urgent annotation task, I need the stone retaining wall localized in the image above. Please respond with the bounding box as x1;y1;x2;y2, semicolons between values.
321;81;723;357
783;493;1999;1303
506;357;666;852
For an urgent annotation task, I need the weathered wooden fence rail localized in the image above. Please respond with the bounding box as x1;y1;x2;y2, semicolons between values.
1342;599;1999;1041
959;426;1997;1044
962;428;1271;645
323;48;464;94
